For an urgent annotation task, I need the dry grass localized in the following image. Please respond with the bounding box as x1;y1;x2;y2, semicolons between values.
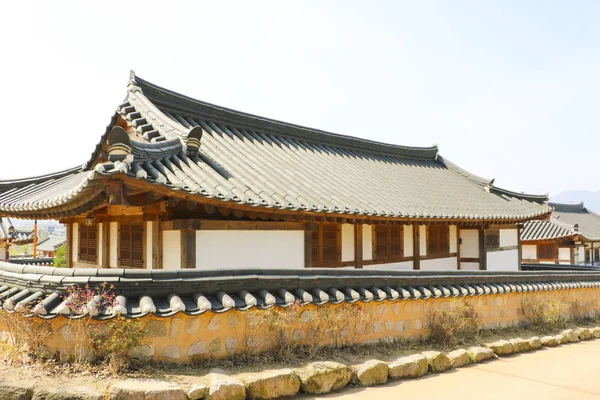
428;300;481;347
521;294;570;333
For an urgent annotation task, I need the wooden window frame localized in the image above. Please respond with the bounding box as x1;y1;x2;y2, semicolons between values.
537;243;555;261
78;224;98;264
119;222;144;269
372;225;404;262
311;223;341;267
427;225;450;259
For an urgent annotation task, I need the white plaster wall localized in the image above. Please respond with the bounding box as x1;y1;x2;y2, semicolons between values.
449;225;457;253
146;221;153;269
460;229;479;258
404;225;413;257
196;230;304;269
460;262;480;271
558;247;571;262
0;247;6;260
72;223;79;263
579;246;586;264
421;257;458;271
363;225;372;260
522;245;537;260
500;228;519;247
109;222;118;268
97;223;103;266
341;224;354;262
487;249;519;271
419;225;427;256
163;230;181;270
365;261;413;270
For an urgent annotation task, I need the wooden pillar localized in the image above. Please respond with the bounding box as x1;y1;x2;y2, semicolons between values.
479;226;487;270
101;221;109;268
413;223;420;270
33;219;37;258
456;226;461;270
66;223;72;268
304;222;315;268
354;223;363;269
180;229;196;269
517;224;523;270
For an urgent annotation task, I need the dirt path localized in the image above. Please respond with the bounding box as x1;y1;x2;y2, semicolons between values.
299;339;600;399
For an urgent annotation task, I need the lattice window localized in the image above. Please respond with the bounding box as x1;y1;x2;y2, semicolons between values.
311;223;341;267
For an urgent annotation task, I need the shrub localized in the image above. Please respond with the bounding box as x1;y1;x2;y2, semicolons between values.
428;300;481;347
0;306;52;364
521;294;570;333
90;315;146;373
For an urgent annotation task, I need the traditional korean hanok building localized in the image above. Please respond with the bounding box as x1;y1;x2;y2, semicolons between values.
36;236;67;258
0;72;552;272
0;217;34;261
521;202;600;265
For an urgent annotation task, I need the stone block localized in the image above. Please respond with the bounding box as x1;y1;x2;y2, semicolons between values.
185;317;201;335
447;349;471;368
187;384;208;400
574;327;592;341
145;320;167;337
162;345;181;360
353;360;389;387
540;336;560;347
238;369;300;399
109;379;186;400
591;327;600;338
33;386;102;400
188;341;207;358
510;338;532;353
0;382;34;400
559;329;579;344
128;344;155;361
388;354;429;379
296;361;352;394
466;347;494;363
422;351;452;373
200;371;246;400
527;336;542;350
485;340;515;356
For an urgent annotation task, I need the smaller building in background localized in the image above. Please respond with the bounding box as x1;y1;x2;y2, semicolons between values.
36;236;67;258
0;217;34;261
521;202;600;265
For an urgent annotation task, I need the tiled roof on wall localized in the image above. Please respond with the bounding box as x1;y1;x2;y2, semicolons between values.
0;263;599;319
0;217;34;245
0;72;552;222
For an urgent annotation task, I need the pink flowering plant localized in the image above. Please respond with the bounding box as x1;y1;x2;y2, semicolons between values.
61;282;118;366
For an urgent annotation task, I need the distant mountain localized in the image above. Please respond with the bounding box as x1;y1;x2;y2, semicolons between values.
551;191;600;213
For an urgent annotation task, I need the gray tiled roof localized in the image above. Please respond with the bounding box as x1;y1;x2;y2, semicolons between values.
521;218;577;242
549;202;600;242
0;262;599;319
0;217;34;244
0;72;552;221
36;236;66;252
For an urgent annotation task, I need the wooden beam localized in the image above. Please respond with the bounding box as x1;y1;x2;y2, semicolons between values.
479;227;487;270
181;229;196;269
413;223;420;270
354;224;363;269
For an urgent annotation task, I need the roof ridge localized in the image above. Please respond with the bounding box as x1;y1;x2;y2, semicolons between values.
132;73;440;161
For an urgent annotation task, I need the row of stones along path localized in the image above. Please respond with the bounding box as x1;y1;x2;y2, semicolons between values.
0;327;597;400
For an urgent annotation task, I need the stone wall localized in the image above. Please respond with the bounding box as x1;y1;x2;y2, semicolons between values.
3;287;600;363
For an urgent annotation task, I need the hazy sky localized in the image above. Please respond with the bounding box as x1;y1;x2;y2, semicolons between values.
1;1;598;196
